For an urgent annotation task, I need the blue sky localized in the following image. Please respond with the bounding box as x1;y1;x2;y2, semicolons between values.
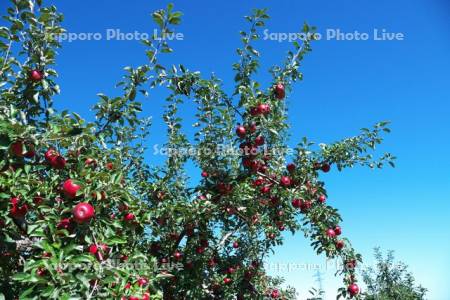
2;0;449;298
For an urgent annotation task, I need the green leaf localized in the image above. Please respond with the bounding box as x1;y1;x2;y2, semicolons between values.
152;11;164;28
12;273;32;282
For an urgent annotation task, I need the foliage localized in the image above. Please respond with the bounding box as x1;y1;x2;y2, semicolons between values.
0;0;394;299
362;248;427;300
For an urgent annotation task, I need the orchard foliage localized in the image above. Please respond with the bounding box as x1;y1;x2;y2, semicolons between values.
362;248;426;300
0;1;395;299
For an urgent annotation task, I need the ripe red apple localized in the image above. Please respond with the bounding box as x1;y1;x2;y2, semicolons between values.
201;171;208;177
85;158;97;167
274;83;285;100
45;148;58;161
257;103;270;115
300;200;312;213
280;176;291;187
88;244;98;254
72;202;95;223
51;155;66;169
9;197;28;218
124;212;135;222
321;163;331;173
63;179;81;199
291;198;301;208
335;240;345;250
286;163;296;173
173;251;183;261
347;283;360;296
318;194;326;203
334;226;342;235
24;145;36;158
253;178;264;186
142;292;150;300
10;141;24;157
250;107;260;116
105;162;114;170
137;277;148;287
260;186;271;194
271;289;280;298
249;123;257;132
36;267;46;276
254;136;265;146
223;278;232;285
232;241;239;249
57;218;73;230
29;69;43;82
236;125;246;138
326;228;336;238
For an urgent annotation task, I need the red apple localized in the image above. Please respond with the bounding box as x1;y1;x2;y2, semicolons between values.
45;148;58;162
321;163;331;173
88;244;98;254
300;200;312;213
271;289;280;298
9;197;28;218
201;171;208;177
274;83;285;100
335;240;345;250
29;69;43;82
173;251;183;261
223;278;232;285
326;228;336;238
124;212;135;222
257;103;270;115
72;202;95;223
318;194;326;203
254;136;265;146
236;125;246;138
36;267;46;276
63;179;81;199
57;218;73;230
232;241;239;249
286;163;296;173
10;141;24;157
280;176;291;187
334;226;342;235
142;292;150;300
85;158;97;167
260;186;271;194
137;277;148;287
51;155;66;169
347;283;360;296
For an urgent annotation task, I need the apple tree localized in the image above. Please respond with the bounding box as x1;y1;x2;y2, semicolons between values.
0;1;395;299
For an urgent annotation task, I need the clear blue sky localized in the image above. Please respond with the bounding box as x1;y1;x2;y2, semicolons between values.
2;0;449;299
